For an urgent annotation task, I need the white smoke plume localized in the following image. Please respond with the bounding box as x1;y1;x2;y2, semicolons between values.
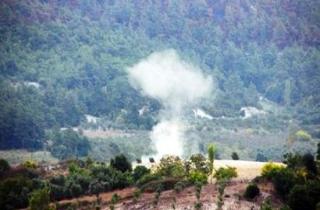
127;49;213;159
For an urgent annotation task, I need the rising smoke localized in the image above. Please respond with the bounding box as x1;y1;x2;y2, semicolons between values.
127;49;213;159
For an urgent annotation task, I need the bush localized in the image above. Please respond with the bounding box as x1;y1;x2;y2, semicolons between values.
0;176;34;209
306;180;320;209
295;130;312;141
283;153;303;169
189;154;210;174
136;173;160;188
156;155;185;178
29;188;51;210
174;180;190;193
110;154;132;173
288;185;313;210
49;129;90;160
302;153;317;175
214;167;237;181
22;160;37;169
271;168;296;199
261;162;285;179
231;152;239;160
244;184;260;200
188;171;208;185
140;178;178;192
0;159;10;175
256;153;268;162
132;166;150;182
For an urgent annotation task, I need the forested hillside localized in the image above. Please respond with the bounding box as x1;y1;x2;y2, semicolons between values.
0;0;319;151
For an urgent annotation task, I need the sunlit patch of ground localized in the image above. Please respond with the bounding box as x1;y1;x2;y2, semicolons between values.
214;160;284;180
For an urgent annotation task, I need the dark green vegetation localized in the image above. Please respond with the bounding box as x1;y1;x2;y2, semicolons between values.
0;153;217;210
0;150;319;210
0;0;319;158
244;183;260;200
260;152;320;210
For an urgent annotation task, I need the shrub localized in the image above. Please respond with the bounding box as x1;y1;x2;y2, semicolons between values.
244;183;260;200
29;188;51;210
22;160;37;169
111;193;120;204
149;157;155;163
132;166;150;182
260;199;273;210
231;152;239;160
261;162;285;179
156;155;185;178
189;154;210;174
256;153;268;162
174;180;190;193
133;189;141;203
135;173;161;188
283;153;303;169
302;153;317;175
110;154;132;173
214;167;237;181
0;176;34;209
271;168;296;199
0;159;10;175
306;180;320;209
288;185;313;210
188;171;208;185
140;178;178;192
295;130;312;141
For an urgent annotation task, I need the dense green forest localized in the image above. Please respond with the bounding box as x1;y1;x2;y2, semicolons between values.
0;0;319;153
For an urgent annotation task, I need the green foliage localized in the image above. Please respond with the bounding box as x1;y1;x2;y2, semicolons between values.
132;189;141;203
260;199;274;210
110;154;132;173
261;162;285;179
288;185;314;210
111;193;120;204
174;180;190;193
244;183;260;200
256;153;268;162
231;152;239;160
0;159;10;175
0;176;34;209
29;188;50;210
156;155;185;178
22;160;37;169
295;130;312;141
207;144;216;165
214;167;238;181
188;171;208;185
49;129;90;160
132;165;150;182
271;168;296;199
189;154;210;175
136;173;162;188
302;153;317;176
283;153;303;170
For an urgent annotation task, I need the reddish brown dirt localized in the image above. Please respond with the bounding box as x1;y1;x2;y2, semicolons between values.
53;181;283;210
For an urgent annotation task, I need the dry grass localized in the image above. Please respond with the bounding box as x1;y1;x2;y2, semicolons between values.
214;160;284;180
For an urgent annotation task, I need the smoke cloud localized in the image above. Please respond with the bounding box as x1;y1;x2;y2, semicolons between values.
127;49;213;159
